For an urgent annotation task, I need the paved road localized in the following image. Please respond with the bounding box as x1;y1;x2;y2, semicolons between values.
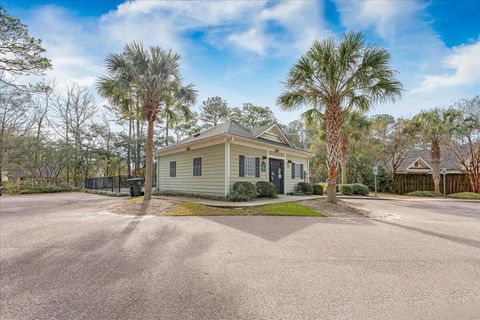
1;193;479;320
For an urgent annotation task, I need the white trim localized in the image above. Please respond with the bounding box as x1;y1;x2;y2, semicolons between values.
406;157;432;170
267;149;286;160
225;140;230;196
255;124;293;147
156;156;160;191
283;153;287;195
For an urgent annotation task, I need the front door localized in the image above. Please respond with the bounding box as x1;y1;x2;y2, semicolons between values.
269;159;284;194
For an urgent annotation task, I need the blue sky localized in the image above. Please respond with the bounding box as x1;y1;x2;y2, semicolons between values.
3;0;480;124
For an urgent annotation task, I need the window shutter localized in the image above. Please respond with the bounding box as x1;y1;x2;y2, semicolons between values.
292;163;295;179
239;155;245;177
300;164;304;179
255;157;260;177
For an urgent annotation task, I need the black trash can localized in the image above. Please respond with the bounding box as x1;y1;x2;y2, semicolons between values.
127;178;144;197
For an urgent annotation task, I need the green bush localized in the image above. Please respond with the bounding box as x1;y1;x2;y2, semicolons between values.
312;184;324;195
256;181;277;198
231;182;257;201
405;190;438;197
351;183;369;196
339;184;353;195
448;192;480;200
297;182;313;195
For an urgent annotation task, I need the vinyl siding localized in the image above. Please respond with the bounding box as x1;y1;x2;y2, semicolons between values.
285;155;308;193
158;144;225;195
229;143;268;193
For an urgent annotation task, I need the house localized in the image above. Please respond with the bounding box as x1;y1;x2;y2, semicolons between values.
392;148;466;174
155;120;310;197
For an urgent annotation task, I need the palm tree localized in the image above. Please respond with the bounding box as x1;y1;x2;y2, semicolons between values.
278;32;402;203
413;108;459;194
97;41;197;200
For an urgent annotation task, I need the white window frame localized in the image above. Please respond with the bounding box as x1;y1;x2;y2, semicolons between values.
294;163;302;179
244;156;256;177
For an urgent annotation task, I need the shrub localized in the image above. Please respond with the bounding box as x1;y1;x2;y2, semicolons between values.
297;182;313;195
448;192;480;200
256;181;277;198
232;182;257;201
405;191;439;197
339;184;353;195
312;184;324;195
351;183;369;196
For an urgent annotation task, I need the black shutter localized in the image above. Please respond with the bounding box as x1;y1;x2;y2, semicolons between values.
198;158;202;176
292;163;295;179
255;157;260;177
300;164;304;179
239;155;245;177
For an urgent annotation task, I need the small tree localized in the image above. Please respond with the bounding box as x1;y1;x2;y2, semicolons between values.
199;96;229;128
0;7;51;88
413;108;459;194
233;103;276;128
449;97;480;193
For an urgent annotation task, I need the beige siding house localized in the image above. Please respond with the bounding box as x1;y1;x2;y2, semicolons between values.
155;120;309;197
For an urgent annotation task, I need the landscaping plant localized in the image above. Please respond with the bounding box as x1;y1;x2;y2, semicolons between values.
231;182;257;202
297;182;313;195
256;181;277;198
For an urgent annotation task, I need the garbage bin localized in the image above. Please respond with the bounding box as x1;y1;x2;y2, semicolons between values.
127;178;144;197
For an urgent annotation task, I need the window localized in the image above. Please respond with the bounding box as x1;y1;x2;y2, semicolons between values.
193;158;202;176
292;163;303;179
239;155;260;177
244;156;256;177
169;161;176;177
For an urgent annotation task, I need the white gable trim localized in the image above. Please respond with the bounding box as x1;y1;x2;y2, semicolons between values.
255;124;293;147
406;157;432;170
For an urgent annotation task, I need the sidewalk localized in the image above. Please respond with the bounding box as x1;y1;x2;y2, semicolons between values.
152;194;324;207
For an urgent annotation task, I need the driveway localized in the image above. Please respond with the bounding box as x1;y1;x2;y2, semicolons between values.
1;193;479;319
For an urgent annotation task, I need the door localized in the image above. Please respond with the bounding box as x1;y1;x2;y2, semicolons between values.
269;159;284;194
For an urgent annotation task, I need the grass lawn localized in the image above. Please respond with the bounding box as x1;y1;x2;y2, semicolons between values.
161;202;324;217
448;192;480;200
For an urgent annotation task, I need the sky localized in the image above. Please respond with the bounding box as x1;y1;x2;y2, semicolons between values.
3;0;480;124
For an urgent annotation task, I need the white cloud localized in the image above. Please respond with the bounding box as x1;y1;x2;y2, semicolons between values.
334;0;426;40
413;40;480;92
99;0;327;56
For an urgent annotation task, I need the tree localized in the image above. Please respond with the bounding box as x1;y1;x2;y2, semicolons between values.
413;108;459;194
340;111;370;184
97;41;197;200
372;115;415;192
278;32;402;203
233;103;276;128
449;97;480;193
0;7;51;88
281;120;308;150
199;96;229;128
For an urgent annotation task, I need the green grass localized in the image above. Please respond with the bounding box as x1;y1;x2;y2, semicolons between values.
18;188;71;194
405;191;439;197
83;189;128;197
162;202;324;217
448;192;480;200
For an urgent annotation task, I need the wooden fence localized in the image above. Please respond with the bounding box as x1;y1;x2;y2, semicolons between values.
392;173;472;195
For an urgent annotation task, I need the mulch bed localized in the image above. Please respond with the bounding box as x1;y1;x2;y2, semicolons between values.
107;198;177;216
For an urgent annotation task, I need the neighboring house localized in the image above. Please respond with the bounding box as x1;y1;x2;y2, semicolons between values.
389;148;466;174
155;120;309;196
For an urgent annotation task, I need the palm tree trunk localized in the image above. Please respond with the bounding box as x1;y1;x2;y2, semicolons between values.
325;103;343;203
431;140;441;194
341;134;348;185
144;118;155;200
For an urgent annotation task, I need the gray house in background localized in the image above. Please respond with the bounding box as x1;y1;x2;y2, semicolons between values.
391;148;467;174
155;120;309;197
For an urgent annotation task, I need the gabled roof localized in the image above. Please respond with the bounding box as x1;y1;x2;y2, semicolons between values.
157;120;306;153
385;146;468;172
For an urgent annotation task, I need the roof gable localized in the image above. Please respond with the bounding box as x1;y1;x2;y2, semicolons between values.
253;124;293;147
406;157;432;170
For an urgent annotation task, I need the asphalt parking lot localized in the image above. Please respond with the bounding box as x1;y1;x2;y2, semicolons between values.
1;193;479;319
